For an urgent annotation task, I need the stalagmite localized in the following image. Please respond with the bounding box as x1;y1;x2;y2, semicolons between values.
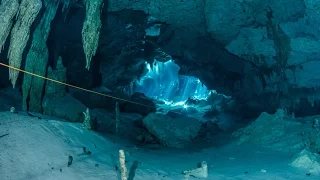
0;0;20;53
119;149;128;180
83;108;92;130
22;0;59;112
7;0;42;88
82;0;104;70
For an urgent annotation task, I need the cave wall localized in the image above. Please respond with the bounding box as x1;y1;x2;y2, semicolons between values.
107;0;320;114
1;0;320;116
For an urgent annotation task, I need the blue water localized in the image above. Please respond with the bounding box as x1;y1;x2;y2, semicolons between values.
135;60;210;102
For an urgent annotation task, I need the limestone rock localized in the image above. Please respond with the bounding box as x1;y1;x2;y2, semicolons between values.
232;109;305;151
204;0;256;43
42;94;87;122
108;0;206;32
92;108;155;143
91;109;115;133
123;92;156;116
290;150;320;175
45;57;67;98
234;109;320;153
142;113;202;148
225;27;276;66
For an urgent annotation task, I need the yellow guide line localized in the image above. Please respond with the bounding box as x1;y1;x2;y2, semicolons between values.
0;62;154;108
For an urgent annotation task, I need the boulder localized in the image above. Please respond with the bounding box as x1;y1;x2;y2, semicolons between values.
142;113;202;148
166;110;186;118
92;108;157;143
193;121;223;147
91;109;115;133
233;109;320;153
123;92;156;116
197;121;222;138
290;150;320;175
42;94;87;122
232;109;305;151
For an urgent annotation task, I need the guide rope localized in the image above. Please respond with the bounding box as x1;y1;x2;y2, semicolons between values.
0;62;154;108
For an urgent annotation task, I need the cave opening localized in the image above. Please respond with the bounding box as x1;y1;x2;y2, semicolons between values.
134;59;211;106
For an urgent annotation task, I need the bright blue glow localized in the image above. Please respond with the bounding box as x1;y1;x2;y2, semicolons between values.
135;60;210;102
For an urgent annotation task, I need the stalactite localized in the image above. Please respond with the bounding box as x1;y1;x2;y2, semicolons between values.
82;0;103;70
0;0;20;53
22;0;59;112
62;0;71;12
7;0;42;88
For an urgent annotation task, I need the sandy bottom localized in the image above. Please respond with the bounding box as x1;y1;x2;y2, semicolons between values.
0;111;318;180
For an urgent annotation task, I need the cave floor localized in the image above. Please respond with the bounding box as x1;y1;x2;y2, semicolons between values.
0;112;318;180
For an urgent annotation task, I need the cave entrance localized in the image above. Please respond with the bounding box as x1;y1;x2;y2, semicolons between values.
134;60;211;105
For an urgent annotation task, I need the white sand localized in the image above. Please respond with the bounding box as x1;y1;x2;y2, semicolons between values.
0;112;318;180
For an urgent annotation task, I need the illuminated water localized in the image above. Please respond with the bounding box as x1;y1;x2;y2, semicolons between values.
135;60;210;102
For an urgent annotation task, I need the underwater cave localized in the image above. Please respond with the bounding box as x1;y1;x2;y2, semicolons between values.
1;0;320;179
